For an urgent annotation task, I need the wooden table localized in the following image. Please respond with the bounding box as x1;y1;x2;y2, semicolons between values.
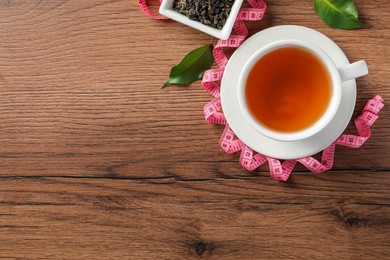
0;0;389;258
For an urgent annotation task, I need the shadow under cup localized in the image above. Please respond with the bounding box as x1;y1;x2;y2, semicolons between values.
238;40;342;142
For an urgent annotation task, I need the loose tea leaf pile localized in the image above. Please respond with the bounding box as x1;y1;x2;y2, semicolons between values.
173;0;235;29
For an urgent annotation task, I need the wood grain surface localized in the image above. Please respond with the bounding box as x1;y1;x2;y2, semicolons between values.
0;0;389;258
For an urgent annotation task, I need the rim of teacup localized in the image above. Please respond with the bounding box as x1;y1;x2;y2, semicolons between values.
237;39;342;142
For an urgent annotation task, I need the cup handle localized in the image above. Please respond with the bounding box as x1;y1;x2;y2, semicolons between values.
338;60;368;82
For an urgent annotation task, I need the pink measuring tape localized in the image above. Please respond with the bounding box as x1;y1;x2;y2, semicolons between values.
138;0;168;20
139;0;384;181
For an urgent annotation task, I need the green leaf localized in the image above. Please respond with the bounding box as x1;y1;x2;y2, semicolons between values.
161;44;214;89
314;0;362;29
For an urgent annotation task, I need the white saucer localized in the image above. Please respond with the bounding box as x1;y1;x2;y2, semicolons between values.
220;25;356;159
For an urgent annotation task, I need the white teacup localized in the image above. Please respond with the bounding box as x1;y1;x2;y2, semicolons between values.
238;39;368;142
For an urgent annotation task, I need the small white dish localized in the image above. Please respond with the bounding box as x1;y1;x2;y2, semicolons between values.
159;0;244;40
220;25;357;159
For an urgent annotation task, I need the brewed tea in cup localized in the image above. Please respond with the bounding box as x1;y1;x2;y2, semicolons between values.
238;39;368;142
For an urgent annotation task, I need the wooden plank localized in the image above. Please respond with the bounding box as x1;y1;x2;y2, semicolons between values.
0;176;388;259
0;0;388;178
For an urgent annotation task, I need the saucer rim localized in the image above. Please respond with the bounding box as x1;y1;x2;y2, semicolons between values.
220;25;356;159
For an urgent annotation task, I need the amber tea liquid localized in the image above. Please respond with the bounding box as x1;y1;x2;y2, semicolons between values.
245;47;332;133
